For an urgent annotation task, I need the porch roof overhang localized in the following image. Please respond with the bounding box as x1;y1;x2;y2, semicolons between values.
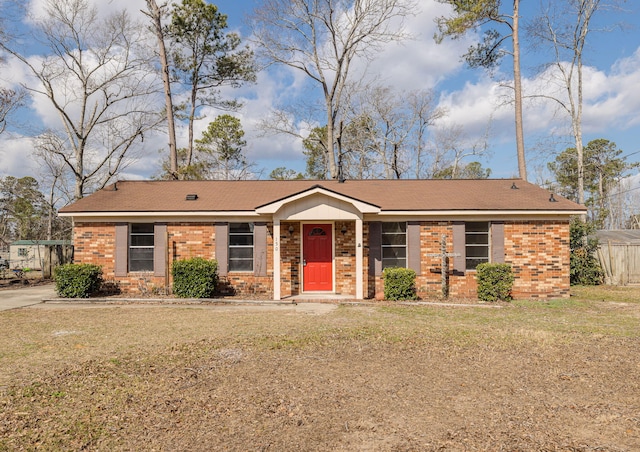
255;185;381;217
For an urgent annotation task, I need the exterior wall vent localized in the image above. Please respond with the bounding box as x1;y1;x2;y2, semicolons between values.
186;194;198;201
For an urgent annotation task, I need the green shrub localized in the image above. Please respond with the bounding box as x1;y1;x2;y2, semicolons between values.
172;257;218;298
570;217;603;285
382;267;417;301
476;263;514;302
54;263;103;298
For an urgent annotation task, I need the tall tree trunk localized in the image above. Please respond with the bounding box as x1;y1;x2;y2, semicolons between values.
512;0;527;181
145;0;178;179
326;106;338;179
186;85;197;168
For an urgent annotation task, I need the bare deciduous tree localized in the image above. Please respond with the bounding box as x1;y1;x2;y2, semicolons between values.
33;132;74;240
1;0;162;199
427;123;490;178
528;0;609;206
0;88;25;135
250;0;416;179
340;86;445;179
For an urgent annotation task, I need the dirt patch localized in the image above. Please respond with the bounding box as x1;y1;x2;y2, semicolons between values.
0;288;639;451
0;275;52;290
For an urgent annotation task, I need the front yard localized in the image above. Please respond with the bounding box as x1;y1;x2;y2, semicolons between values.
1;285;639;450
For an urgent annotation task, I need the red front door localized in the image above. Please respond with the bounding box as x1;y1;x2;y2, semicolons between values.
303;224;333;292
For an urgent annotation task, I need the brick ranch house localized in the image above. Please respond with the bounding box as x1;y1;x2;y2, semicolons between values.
58;179;585;300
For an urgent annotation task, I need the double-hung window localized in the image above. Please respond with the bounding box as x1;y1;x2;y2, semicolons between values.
129;223;154;272
229;223;254;272
381;222;407;269
465;222;489;270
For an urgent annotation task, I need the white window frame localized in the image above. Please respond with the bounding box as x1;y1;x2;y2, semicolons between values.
129;223;154;272
229;222;254;272
381;222;407;269
465;222;490;270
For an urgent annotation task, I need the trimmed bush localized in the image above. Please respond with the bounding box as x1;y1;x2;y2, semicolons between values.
54;263;103;298
172;257;218;298
382;267;417;301
476;263;514;302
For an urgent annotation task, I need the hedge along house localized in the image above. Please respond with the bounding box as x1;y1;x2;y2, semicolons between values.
58;179;585;300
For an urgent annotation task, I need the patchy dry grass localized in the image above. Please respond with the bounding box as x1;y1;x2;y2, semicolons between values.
1;286;639;451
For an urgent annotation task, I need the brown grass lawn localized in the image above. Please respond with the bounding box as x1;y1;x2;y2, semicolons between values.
1;286;639;451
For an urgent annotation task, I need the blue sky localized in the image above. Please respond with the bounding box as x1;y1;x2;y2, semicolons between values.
1;0;640;188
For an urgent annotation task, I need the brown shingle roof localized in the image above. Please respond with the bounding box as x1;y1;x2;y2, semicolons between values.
59;179;585;213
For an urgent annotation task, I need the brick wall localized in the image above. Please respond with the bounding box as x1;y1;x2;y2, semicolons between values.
504;220;570;299
416;222;455;298
74;222;275;296
219;223;274;297
73;218;571;299
280;222;301;297
410;220;570;300
362;220;570;300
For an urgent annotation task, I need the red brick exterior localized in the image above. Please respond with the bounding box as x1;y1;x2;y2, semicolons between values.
72;218;570;299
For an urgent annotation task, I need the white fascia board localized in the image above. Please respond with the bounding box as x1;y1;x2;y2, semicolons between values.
61;211;261;221
255;186;380;215
369;210;584;220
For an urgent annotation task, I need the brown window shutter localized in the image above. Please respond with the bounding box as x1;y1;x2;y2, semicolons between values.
368;222;382;277
452;222;465;274
154;223;167;277
254;222;267;277
114;223;128;277
216;222;229;276
407;221;421;273
491;222;505;263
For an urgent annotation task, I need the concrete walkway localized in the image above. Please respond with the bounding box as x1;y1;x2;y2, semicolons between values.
0;283;339;315
0;284;495;313
0;283;56;311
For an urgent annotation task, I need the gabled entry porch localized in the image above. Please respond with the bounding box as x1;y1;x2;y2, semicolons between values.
256;185;380;300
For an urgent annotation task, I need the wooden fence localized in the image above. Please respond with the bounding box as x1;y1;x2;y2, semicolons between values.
42;244;74;278
596;231;640;285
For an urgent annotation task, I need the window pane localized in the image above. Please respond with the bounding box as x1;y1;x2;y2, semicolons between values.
382;247;406;269
381;222;407;269
465;234;489;245
382;258;406;268
382;222;406;233
229;223;254;272
131;235;154;247
466;222;489;233
382;233;406;246
229;235;253;246
465;222;490;270
229;259;253;272
383;247;406;260
229;248;253;259
308;227;327;236
129;223;154;272
466;258;488;270
466;245;489;258
130;248;153;272
131;223;154;234
230;223;253;233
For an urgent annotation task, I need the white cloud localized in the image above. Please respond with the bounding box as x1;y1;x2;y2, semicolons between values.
0;134;38;178
5;0;640;184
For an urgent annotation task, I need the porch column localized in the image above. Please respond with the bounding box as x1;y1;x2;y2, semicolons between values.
273;220;281;300
356;218;363;299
